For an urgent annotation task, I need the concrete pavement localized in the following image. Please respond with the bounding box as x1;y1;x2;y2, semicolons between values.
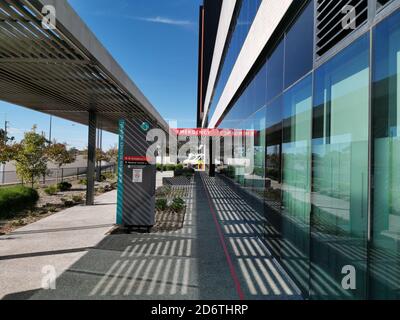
0;173;302;300
0;191;116;300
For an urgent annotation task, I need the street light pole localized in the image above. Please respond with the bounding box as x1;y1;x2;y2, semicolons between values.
48;115;53;145
1;119;9;185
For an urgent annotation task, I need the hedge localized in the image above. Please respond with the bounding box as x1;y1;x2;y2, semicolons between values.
0;186;39;218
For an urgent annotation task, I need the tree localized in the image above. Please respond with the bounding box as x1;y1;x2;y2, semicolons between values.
0;128;15;164
106;145;118;163
82;148;111;181
82;147;111;163
46;142;76;182
0;128;14;144
14;126;48;187
0;144;17;165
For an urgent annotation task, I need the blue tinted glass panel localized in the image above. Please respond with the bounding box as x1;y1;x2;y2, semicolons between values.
267;41;284;103
284;1;314;88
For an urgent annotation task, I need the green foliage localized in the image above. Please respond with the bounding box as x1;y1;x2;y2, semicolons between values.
47;142;76;169
170;197;185;212
0;128;14;144
156;198;168;211
57;181;72;192
63;200;75;208
79;179;87;186
106;146;118;163
176;164;184;170
0;129;16;164
72;195;83;203
83;148;111;163
102;171;116;181
44;185;58;196
156;185;171;197
165;164;176;171
174;167;195;177
0;186;39;218
97;186;106;194
0;144;17;165
13;126;49;187
156;164;163;171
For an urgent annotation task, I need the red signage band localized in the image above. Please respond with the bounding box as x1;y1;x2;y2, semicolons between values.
124;156;153;162
171;129;258;137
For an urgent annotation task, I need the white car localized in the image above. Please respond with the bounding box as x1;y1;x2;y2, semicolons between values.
183;154;204;166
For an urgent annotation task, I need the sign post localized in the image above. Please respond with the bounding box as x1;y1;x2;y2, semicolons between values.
116;119;156;233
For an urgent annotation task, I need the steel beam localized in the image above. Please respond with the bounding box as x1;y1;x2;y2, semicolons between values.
86;111;97;205
209;136;215;177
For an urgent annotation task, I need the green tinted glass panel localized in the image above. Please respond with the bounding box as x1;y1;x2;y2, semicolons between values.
371;10;400;300
282;75;312;294
311;35;370;300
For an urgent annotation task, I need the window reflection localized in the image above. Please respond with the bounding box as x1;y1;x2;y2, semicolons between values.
266;41;284;103
371;10;400;299
214;3;400;300
311;35;370;299
284;1;314;88
281;75;312;294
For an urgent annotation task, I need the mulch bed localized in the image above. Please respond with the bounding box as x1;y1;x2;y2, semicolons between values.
109;178;193;235
0;180;116;235
151;208;186;233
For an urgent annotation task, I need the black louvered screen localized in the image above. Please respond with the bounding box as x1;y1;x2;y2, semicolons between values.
316;0;368;57
377;0;393;9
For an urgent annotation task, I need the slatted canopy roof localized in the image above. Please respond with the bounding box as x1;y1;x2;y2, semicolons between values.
0;0;168;133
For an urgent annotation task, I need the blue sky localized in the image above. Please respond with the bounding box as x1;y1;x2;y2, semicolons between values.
0;0;201;150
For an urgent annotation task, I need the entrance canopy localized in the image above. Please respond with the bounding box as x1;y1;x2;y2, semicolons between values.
0;0;168;133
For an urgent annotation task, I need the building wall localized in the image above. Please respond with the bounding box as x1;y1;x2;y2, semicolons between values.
201;0;400;299
197;0;223;127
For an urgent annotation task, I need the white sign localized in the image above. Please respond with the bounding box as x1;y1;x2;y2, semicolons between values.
132;169;143;183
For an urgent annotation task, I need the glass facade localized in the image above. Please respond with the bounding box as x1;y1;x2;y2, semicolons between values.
281;75;312;294
311;34;370;299
214;2;400;299
371;10;400;299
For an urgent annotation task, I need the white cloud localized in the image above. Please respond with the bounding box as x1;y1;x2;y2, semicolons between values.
134;16;194;27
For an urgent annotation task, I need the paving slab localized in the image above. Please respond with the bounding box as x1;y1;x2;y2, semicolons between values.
0;174;302;300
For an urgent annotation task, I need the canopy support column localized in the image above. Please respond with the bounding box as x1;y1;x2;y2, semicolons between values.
86;111;97;206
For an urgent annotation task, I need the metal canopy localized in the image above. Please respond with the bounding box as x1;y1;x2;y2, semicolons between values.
0;0;168;133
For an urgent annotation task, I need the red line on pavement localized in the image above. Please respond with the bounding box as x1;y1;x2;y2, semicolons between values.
200;175;245;301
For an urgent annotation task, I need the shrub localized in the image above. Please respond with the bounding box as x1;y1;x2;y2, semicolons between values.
97;186;106;194
79;179;87;186
0;186;39;218
44;185;59;196
175;167;195;177
156;198;168;211
176;164;184;170
102;172;115;180
165;164;176;171
156;185;171;197
156;164;163;171
63;200;75;208
72;195;83;203
170;197;185;213
57;181;72;192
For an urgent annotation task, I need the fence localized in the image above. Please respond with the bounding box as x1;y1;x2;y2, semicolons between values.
0;164;116;186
